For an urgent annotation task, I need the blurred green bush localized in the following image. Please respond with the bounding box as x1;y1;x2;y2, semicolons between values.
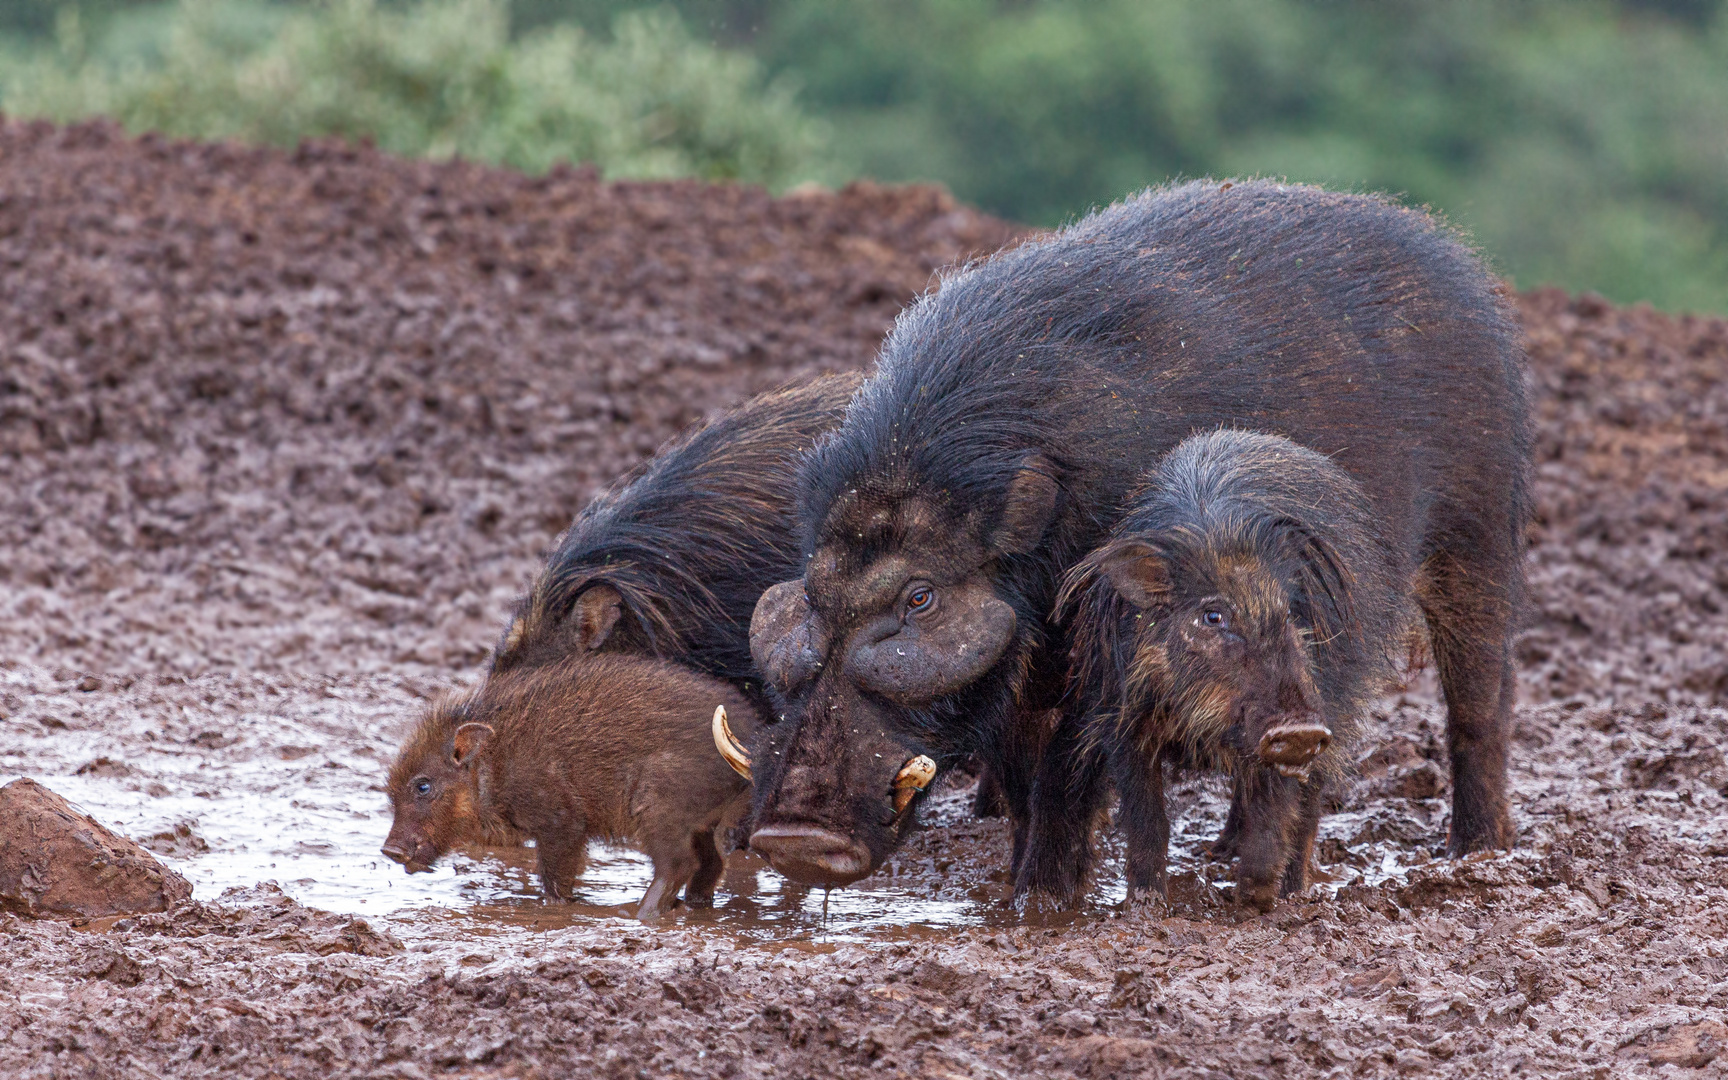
3;0;1726;311
529;0;1728;313
0;0;822;185
721;0;1728;313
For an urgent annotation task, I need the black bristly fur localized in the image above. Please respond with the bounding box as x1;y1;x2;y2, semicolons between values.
753;179;1532;892
495;372;861;703
1051;430;1412;907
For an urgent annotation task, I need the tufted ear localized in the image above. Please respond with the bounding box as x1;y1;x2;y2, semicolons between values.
991;453;1060;556
1275;519;1355;641
1096;540;1172;610
574;584;624;651
451;722;494;767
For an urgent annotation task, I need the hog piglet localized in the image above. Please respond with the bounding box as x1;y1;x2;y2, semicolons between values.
1046;429;1411;910
383;652;760;920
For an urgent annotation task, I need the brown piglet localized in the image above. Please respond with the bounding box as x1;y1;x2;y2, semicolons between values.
383;651;760;920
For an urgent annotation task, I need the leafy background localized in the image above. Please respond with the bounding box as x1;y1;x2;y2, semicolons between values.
3;0;1725;312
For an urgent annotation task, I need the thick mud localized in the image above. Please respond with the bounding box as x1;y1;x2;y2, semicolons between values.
2;121;1726;1077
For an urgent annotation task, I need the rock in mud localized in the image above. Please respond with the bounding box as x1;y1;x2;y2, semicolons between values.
0;777;191;919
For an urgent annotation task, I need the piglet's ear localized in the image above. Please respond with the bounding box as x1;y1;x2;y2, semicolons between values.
991;453;1060;556
451;722;494;767
574;584;623;651
1097;541;1172;610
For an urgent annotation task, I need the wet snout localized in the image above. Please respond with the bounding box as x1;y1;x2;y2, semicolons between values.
380;833;436;873
1255;715;1333;778
748;825;874;887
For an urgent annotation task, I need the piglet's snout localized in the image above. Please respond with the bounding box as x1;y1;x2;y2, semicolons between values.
381;836;435;873
1255;717;1332;778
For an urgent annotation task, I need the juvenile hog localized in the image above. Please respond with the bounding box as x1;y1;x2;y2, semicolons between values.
1053;430;1411;910
383;652;761;919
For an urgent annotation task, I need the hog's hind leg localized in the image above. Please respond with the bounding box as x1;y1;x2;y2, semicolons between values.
1415;547;1520;855
1208;774;1245;862
683;828;726;909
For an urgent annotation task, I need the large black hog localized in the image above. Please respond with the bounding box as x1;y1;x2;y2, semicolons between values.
1049;429;1412;910
742;181;1531;892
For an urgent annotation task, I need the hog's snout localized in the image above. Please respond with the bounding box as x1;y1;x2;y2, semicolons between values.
381;837;437;874
749;825;874;887
1255;716;1333;777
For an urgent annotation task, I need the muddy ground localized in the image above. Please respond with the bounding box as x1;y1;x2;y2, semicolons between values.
2;120;1726;1078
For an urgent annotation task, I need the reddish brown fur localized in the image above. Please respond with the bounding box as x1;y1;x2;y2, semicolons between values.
383;653;760;920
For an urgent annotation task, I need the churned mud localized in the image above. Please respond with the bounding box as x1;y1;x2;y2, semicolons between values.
2;121;1726;1078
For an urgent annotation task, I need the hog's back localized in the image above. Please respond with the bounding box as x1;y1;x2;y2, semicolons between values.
830;181;1529;606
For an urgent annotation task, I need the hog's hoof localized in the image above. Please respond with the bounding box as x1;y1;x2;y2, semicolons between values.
1257;722;1332;775
1237;881;1279;913
1013;888;1081;918
1121;885;1169;915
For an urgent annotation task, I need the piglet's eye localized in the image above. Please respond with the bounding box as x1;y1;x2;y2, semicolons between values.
907;586;935;614
1202;610;1228;629
415;779;433;796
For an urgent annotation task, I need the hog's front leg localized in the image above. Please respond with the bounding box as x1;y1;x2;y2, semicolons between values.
1233;767;1304;912
1112;745;1170;900
526;803;588;901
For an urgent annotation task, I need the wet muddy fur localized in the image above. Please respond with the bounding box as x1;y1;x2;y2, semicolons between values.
749;179;1531;890
1043;430;1413;910
493;372;862;702
384;653;761;919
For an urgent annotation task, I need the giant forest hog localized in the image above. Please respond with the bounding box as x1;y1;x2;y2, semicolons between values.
741;181;1530;901
380;374;858;891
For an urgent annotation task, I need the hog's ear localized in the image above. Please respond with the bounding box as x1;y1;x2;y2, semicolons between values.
1096;541;1172;609
574;584;623;651
991;453;1060;556
751;579;825;691
1278;520;1355;640
451;722;494;767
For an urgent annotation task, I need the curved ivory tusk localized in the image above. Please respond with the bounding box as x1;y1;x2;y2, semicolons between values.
713;705;752;780
891;754;937;814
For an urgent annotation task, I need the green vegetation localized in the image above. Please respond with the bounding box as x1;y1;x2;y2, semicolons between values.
0;0;821;185
3;0;1726;311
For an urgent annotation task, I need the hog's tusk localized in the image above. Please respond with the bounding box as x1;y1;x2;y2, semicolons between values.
713;705;752;779
891;754;937;814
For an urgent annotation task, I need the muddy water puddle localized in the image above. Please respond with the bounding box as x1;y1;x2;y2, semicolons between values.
3;670;1442;945
10;755;1431;945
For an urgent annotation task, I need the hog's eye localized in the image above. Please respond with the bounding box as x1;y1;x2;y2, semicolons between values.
1202;609;1228;629
907;586;935;615
414;778;433;797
